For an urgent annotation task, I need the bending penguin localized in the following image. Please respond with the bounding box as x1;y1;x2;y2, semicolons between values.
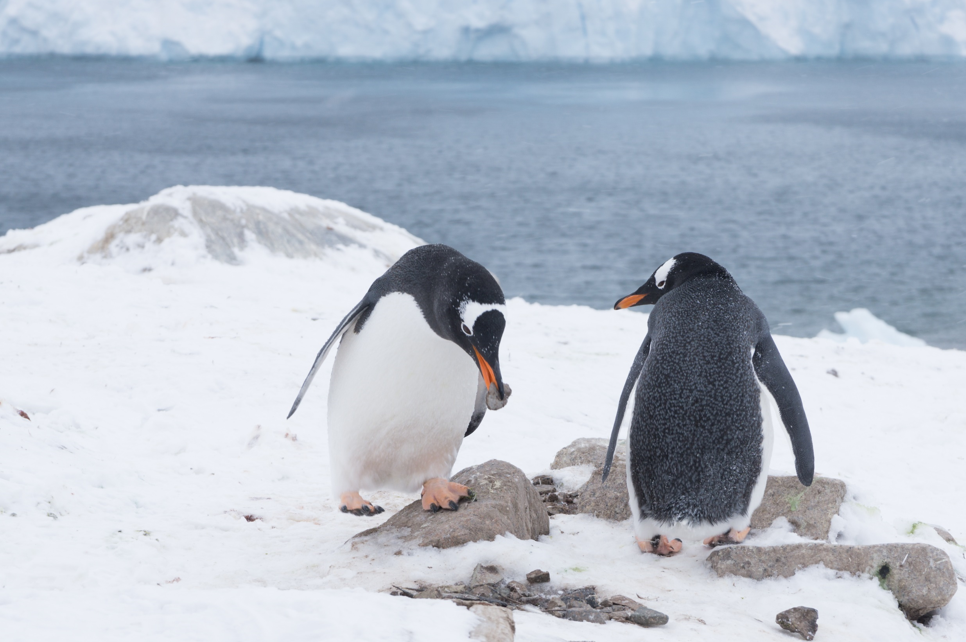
604;253;814;555
287;244;511;516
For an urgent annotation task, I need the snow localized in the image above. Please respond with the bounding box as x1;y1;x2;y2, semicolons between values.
2;186;965;641
3;0;966;61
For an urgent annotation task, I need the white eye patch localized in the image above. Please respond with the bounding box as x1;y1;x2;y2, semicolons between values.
654;257;676;289
460;301;506;334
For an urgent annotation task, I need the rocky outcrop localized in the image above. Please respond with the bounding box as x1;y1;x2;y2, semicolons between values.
390;566;667;630
546;439;847;539
707;543;957;620
355;460;549;549
751;476;846;540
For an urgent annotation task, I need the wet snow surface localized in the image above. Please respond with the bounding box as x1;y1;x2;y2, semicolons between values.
1;187;965;641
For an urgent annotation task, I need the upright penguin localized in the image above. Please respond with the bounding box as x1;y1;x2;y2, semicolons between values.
604;253;813;555
288;244;510;516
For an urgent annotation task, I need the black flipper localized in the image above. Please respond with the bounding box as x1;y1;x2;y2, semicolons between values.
464;374;487;437
287;297;370;419
753;334;815;486
602;335;650;483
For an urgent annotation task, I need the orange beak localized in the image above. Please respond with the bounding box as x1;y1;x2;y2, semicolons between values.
474;347;497;389
614;293;647;310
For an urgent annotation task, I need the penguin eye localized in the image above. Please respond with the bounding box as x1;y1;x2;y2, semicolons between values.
461;323;473;336
657;280;667;289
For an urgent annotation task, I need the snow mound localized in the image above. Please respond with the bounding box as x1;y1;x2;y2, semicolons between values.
0;186;422;269
1;0;966;61
817;308;927;347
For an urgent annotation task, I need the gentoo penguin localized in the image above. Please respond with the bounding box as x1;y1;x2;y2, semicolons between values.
603;253;814;555
287;244;510;516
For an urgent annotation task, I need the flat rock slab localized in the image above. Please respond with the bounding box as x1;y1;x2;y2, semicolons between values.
707;543;957;620
355;460;549;549
776;606;818;640
550;439;846;538
751;476;846;540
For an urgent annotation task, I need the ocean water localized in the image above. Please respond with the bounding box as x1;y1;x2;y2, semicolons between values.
1;60;964;348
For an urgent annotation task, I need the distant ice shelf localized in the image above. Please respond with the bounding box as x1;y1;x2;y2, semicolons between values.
2;0;966;62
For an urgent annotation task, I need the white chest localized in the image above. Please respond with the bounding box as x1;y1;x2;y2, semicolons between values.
326;292;480;494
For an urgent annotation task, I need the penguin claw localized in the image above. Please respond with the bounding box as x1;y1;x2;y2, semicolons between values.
421;478;472;512
339;491;382;517
637;534;683;556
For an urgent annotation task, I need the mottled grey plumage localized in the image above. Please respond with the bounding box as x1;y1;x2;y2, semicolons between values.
606;253;813;537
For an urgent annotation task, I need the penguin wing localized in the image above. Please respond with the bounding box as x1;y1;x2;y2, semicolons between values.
602;335;651;483
464;374;488;437
286;297;371;419
753;334;815;486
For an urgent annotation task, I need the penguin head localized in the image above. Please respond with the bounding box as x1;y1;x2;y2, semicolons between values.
454;299;507;400
614;252;730;309
431;259;507;400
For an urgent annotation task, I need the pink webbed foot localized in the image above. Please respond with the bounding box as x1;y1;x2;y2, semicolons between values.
703;526;751;547
339;491;385;517
421;478;474;512
637;534;683;556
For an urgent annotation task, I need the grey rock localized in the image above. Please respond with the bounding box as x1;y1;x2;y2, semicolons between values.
750;476;846;540
470;604;515;642
551;438;614;470
470;564;504;587
561;587;598;608
506;581;530;598
551;438;631;522
707;543;957;619
603;595;644;611
531;475;554;486
550;439;849;534
626;607;669;627
485;383;512;410
560;609;606;624
526;569;550;584
776;606;818;640
354;460;549;549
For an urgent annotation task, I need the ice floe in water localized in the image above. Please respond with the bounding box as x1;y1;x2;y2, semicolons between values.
817;308;927;348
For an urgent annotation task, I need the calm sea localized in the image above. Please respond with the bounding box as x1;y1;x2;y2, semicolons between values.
1;60;964;347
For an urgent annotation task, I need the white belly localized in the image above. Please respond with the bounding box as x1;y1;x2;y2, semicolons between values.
326;292;479;495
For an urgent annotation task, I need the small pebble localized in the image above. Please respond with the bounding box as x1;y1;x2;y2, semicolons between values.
485;383;512;410
526;569;551;584
776;606;819;641
627;607;669;628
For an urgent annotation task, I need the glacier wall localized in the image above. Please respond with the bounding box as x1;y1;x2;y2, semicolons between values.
2;0;966;61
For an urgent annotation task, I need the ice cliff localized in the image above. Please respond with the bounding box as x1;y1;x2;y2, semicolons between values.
2;0;965;61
